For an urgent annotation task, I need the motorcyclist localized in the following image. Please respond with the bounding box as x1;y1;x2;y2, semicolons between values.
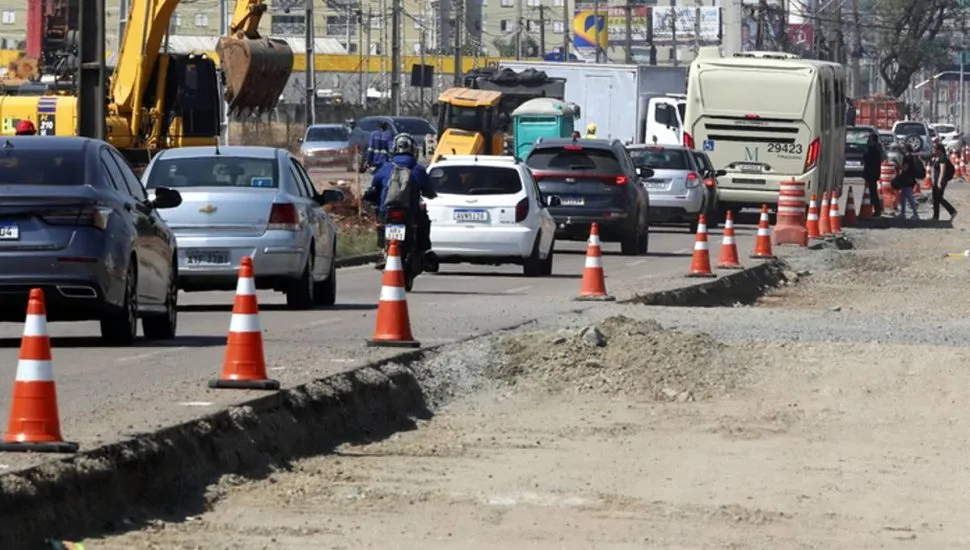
15;120;36;136
363;133;437;270
366;120;393;172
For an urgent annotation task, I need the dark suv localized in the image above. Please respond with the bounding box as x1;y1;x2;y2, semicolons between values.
525;138;651;255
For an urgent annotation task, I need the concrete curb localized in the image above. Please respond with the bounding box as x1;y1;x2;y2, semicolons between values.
0;354;432;549
621;260;789;307
335;253;380;268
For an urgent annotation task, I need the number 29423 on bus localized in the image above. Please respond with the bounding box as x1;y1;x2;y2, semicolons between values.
767;142;803;155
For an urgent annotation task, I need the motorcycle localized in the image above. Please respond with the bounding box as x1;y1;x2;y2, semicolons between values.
379;202;437;291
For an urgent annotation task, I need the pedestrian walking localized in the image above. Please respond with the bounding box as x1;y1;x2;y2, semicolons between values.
931;141;958;221
893;143;923;221
862;132;884;217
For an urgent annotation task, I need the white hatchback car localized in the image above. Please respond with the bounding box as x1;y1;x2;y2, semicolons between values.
425;155;558;276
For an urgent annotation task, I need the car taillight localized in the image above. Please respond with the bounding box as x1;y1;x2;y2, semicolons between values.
685;172;700;188
268;203;300;231
683;132;695;149
804;138;821;172
514;197;529;222
703;178;715;188
613;175;628;185
41;206;111;230
386;209;407;223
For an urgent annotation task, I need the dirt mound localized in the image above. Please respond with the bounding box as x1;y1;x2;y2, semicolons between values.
495;315;749;401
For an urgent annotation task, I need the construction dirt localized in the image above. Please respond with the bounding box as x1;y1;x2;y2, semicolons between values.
86;185;970;548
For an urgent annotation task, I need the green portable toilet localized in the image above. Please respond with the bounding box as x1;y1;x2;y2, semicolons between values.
511;98;581;160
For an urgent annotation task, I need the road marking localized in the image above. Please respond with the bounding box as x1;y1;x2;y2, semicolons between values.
330;358;355;363
116;347;187;363
304;317;342;328
505;285;533;294
673;248;691;254
626;259;648;267
269;367;287;371
178;401;214;407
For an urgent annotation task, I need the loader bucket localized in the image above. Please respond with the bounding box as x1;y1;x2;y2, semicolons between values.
217;36;294;115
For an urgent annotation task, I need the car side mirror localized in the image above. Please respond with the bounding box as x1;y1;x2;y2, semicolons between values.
315;188;345;205
151;187;182;209
716;169;727;177
546;195;562;207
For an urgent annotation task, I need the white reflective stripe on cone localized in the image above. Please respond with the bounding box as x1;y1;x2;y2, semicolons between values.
724;221;734;229
385;254;403;272
380;284;407;302
697;224;707;233
236;276;256;296
229;313;262;333
778;206;803;214
15;359;53;382
585;255;603;268
22;314;48;337
757;227;770;236
589;234;601;246
807;214;819;221
694;240;709;250
722;236;735;245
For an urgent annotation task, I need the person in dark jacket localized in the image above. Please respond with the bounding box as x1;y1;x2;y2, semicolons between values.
930;142;958;221
363;133;437;269
366;121;393;169
861;133;884;216
895;143;922;220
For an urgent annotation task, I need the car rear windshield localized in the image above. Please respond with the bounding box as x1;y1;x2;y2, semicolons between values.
846;129;874;145
526;147;622;173
394;118;435;135
936;124;956;133
306;126;348;141
895;122;925;135
429;165;522;195
628;147;690;170
145;157;279;189
0;149;83;184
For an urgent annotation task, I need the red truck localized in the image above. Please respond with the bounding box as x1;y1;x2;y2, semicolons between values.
852;96;904;130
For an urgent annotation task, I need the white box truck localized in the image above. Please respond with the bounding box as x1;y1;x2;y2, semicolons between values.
498;61;688;145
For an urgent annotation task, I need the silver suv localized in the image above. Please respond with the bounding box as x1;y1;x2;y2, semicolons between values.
892;121;932;158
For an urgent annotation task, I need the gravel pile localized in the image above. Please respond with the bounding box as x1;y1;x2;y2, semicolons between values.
494;315;751;401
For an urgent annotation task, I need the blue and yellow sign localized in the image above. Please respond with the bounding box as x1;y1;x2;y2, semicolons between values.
572;9;608;49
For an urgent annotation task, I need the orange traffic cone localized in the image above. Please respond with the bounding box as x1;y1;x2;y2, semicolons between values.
859;185;874;219
716;211;742;270
806;194;820;238
0;289;78;453
829;191;843;234
687;214;717;278
844;187;858;226
367;241;421;347
923;173;933;191
818;191;831;235
575;223;615;301
750;204;776;260
210;257;280;390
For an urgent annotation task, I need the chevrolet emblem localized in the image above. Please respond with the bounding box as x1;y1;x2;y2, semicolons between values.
198;204;217;214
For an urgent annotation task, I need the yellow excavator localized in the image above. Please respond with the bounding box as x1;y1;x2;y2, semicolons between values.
0;0;292;163
430;88;506;162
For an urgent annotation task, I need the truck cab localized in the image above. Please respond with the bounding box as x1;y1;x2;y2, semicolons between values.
643;94;687;146
511;98;581;159
431;88;506;162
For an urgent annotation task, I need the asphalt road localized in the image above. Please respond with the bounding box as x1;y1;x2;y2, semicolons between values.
0;183;862;472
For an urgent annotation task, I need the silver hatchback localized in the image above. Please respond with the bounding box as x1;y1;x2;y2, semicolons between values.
628;144;712;232
141;146;345;309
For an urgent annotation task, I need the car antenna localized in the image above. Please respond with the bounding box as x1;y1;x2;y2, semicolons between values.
214;139;221;156
2;139;11;150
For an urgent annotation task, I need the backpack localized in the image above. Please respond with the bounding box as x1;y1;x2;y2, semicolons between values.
908;156;926;180
943;157;956;182
383;163;412;209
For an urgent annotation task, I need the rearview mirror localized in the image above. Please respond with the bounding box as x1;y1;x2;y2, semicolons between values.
546;195;562;207
151;187;182;209
715;169;727;177
315;188;345;205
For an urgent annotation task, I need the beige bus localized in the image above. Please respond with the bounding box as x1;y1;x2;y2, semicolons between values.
683;48;847;214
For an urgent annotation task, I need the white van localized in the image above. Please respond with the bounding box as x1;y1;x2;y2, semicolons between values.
683;49;847;211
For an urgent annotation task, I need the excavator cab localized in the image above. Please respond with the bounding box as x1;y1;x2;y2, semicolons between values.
431;88;505;162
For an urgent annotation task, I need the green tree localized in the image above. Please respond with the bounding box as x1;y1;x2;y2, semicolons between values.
866;0;963;97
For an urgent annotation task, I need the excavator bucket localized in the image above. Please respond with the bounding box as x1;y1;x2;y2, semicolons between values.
216;36;294;115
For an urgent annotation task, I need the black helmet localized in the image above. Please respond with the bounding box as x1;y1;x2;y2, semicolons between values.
392;133;416;156
378;120;390;130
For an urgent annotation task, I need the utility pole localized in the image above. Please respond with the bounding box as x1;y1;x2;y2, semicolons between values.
624;0;633;64
420;29;427;111
515;0;523;59
646;6;656;65
960;32;966;132
692;0;701;57
219;0;229;144
358;9;365;106
118;0;128;50
755;0;766;50
671;0;678;67
834;0;844;64
593;0;601;63
77;0;105;140
539;5;546;56
453;0;464;86
391;0;401;115
561;0;570;62
305;0;316;125
849;0;862;97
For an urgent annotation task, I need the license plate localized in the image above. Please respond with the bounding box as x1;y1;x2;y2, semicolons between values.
846;161;862;167
453;208;488;222
0;223;19;240
187;250;230;265
559;196;585;207
737;163;762;173
646;181;668;190
384;224;406;242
